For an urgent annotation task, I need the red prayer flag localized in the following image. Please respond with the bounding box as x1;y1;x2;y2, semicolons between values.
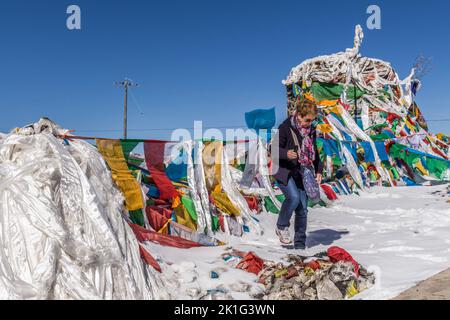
139;244;162;273
144;141;179;200
129;223;203;249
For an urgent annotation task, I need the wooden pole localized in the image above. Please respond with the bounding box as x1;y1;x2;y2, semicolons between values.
116;79;138;140
124;82;128;140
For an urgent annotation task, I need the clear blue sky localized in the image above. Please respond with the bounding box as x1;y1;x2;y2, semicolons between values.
0;0;449;139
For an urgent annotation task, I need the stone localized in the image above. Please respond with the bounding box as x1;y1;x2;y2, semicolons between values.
302;287;317;300
316;277;344;300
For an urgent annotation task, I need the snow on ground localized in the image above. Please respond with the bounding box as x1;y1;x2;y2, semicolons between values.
146;185;450;300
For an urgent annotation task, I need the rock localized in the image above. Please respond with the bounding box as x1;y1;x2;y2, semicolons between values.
265;289;293;300
303;274;316;287
302;287;317;300
329;261;356;283
293;272;309;285
359;267;376;288
242;251;375;301
269;278;284;292
334;280;351;296
253;292;265;300
292;284;303;299
316;277;343;300
286;254;304;264
186;287;201;298
282;281;293;289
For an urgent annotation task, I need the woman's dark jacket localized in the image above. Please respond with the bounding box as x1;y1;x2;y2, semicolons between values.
272;118;323;187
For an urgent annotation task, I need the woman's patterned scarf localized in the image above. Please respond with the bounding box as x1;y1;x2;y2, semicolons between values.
291;116;315;167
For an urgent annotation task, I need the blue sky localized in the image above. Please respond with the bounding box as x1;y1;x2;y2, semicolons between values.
0;0;449;139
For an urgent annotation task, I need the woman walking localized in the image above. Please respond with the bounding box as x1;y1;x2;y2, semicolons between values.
273;99;323;249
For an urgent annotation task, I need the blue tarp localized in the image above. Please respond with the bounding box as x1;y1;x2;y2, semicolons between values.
245;107;276;131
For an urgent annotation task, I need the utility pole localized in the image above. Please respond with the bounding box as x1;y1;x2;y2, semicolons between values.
115;78;138;139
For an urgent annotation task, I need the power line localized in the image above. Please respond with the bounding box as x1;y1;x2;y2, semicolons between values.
2;118;449;134
61;118;450;133
129;88;144;116
74;125;248;133
427;119;450;122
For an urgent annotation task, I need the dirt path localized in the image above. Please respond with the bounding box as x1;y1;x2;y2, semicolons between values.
393;268;450;300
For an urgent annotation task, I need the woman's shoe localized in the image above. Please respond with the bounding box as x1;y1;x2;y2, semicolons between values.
276;227;292;244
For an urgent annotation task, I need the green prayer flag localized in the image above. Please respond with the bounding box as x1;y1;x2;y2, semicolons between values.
370;133;392;141
389;143;449;180
264;196;280;214
181;196;198;222
311;82;364;102
120;140;140;162
211;215;219;231
426;157;449;180
129;209;145;227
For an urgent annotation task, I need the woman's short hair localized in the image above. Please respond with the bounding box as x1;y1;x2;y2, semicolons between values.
295;99;318;117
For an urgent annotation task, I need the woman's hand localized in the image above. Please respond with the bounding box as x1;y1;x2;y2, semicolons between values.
316;173;323;185
287;150;298;160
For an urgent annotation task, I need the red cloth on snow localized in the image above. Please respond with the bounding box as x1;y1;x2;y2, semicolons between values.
327;246;360;277
129;223;202;249
139;244;162;273
236;252;264;275
144;141;179;200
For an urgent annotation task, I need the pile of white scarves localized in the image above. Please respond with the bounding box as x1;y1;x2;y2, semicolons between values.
0;119;168;300
282;25;416;118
